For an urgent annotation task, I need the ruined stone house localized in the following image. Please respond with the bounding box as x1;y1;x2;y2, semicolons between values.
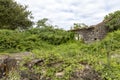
71;21;108;43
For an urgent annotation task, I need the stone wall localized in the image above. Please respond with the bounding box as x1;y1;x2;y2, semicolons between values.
94;22;108;40
73;22;108;43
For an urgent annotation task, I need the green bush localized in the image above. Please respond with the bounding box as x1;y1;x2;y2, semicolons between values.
0;28;74;52
27;28;74;45
0;29;52;52
0;29;120;80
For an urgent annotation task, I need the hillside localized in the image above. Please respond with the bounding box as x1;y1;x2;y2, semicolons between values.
0;29;120;80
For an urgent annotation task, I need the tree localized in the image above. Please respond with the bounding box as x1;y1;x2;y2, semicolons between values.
36;18;48;28
0;0;33;30
36;18;53;29
104;10;120;31
73;23;88;29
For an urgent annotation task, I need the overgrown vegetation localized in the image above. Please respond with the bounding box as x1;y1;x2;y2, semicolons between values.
0;29;120;80
104;10;120;31
0;0;120;79
30;30;120;80
0;28;74;53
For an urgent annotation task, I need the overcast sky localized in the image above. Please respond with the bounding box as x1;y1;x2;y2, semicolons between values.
15;0;120;30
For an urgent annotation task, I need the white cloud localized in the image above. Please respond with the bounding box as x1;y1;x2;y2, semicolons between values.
15;0;120;30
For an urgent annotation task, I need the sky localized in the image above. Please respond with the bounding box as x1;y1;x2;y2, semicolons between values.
15;0;120;30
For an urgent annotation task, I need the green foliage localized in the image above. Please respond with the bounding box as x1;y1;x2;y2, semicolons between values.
0;28;74;52
0;28;120;80
0;30;20;52
73;23;88;29
104;10;120;31
30;30;120;80
0;29;53;52
36;18;49;28
28;28;74;45
0;0;33;30
7;70;21;80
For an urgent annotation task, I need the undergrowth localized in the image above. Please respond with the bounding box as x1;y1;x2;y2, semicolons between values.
0;29;120;80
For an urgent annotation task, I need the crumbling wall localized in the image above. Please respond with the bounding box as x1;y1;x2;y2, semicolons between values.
74;22;108;43
94;23;108;40
76;28;95;43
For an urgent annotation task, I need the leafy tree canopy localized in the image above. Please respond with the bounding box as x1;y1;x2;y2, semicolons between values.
0;0;33;30
73;23;88;29
104;10;120;31
36;18;48;28
36;18;53;29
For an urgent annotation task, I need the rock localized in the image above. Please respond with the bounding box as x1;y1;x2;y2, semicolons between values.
55;72;64;77
111;54;120;58
0;63;6;78
0;56;17;78
20;71;41;80
24;59;44;68
0;52;32;79
0;53;103;80
70;65;102;80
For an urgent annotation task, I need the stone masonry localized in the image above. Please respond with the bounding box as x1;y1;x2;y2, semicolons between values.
71;21;108;43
